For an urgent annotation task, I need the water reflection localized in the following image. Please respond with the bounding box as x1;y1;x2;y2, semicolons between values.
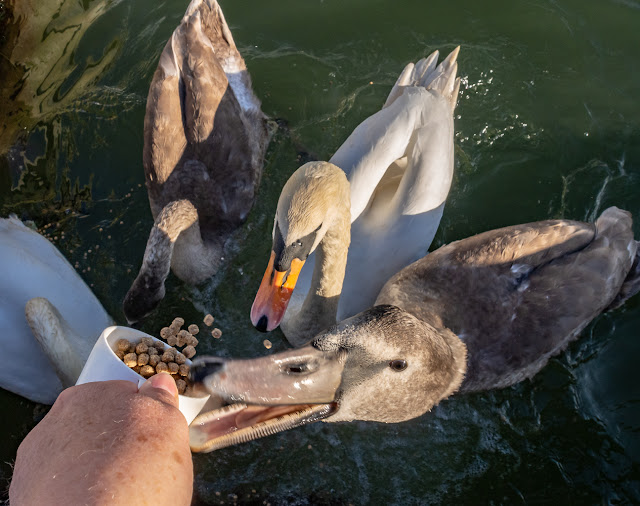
0;0;122;149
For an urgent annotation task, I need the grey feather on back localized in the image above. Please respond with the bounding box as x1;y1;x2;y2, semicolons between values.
377;207;637;392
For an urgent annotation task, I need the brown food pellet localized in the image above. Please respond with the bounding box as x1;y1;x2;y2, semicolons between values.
153;341;165;350
156;362;169;373
140;365;155;378
169;323;180;335
137;353;149;366
167;335;178;347
149;355;160;367
263;339;272;350
211;328;222;339
148;347;158;356
124;353;138;367
141;337;154;347
187;335;199;347
168;362;179;374
178;330;191;347
175;379;187;395
135;342;148;354
115;349;125;360
179;364;190;377
161;350;175;363
117;339;131;351
182;345;196;359
203;314;214;326
160;327;171;339
188;324;199;335
133;365;142;374
174;353;186;365
172;317;185;328
127;342;137;353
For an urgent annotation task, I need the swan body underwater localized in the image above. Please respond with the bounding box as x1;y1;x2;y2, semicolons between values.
123;0;271;323
251;47;461;343
189;206;640;452
0;216;113;404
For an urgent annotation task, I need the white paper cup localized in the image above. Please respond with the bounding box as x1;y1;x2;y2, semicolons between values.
76;326;209;425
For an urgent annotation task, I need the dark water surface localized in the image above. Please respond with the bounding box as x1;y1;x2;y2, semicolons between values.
1;0;640;503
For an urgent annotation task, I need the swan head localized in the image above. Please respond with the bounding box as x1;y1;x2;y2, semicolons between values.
123;270;166;324
250;161;350;332
189;305;467;452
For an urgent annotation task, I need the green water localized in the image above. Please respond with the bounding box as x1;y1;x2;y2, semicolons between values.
1;0;640;503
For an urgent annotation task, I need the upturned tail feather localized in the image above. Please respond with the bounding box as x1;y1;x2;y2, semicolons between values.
384;46;461;112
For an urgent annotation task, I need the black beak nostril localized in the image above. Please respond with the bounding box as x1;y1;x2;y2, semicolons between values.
189;357;225;387
255;315;268;332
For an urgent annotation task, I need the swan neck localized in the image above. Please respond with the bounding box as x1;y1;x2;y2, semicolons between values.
438;327;468;401
25;298;86;387
286;203;351;345
139;199;220;285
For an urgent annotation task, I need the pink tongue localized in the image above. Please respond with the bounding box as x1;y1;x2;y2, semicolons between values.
199;405;311;440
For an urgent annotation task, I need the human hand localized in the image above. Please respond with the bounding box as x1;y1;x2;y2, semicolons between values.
10;373;193;505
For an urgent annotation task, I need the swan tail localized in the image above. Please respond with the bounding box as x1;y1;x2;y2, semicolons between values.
607;239;640;311
25;297;85;387
180;0;263;116
383;46;461;112
123;200;198;323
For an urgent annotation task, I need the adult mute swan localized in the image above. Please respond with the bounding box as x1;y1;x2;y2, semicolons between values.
189;207;640;452
123;0;271;323
0;216;113;404
251;47;460;343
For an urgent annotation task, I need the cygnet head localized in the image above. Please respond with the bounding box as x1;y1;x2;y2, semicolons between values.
123;270;166;324
189;305;466;452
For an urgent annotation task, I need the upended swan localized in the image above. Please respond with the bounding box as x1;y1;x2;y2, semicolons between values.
189;206;640;452
0;216;113;404
123;0;271;323
251;47;461;343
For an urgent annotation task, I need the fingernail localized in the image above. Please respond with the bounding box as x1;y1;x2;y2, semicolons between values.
146;372;179;398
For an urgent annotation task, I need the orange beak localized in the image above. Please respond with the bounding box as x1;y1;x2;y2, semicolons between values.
251;251;305;332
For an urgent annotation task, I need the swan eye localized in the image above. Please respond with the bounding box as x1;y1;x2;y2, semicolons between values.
286;363;309;374
389;359;407;372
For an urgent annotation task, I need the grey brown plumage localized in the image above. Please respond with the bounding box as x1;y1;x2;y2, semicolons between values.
377;206;639;392
124;0;270;322
189;207;640;451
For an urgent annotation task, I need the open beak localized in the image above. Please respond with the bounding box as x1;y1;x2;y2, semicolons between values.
188;345;345;452
250;251;305;332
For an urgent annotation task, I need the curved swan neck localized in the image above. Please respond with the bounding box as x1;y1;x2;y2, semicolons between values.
306;208;351;319
282;171;352;346
125;199;219;322
25;297;86;387
139;199;197;280
437;326;468;401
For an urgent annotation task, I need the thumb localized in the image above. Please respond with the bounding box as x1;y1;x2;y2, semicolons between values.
137;372;179;408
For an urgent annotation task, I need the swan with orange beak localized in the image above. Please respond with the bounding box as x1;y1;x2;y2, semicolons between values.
250;47;461;345
250;162;351;340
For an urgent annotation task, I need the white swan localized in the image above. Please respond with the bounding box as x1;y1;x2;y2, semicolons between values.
251;47;460;343
123;0;271;323
0;216;112;404
190;207;640;452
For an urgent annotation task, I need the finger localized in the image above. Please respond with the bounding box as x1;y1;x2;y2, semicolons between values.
137;372;179;408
